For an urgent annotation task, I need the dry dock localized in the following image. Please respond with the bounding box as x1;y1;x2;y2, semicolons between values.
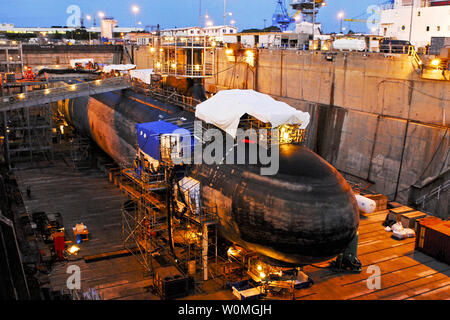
14;160;157;300
13;159;449;300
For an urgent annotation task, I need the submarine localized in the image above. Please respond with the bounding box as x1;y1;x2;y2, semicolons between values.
60;88;360;267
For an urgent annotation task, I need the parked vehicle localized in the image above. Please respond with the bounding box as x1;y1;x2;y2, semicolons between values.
380;39;413;53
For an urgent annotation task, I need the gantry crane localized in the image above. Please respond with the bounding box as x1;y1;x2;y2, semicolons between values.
272;0;326;32
272;0;295;31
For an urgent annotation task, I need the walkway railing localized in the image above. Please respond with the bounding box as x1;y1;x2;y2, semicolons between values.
132;81;200;113
414;179;450;209
408;45;423;75
0;76;131;112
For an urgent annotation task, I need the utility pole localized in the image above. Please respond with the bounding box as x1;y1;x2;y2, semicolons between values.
312;5;315;40
408;0;415;42
199;0;202;27
224;0;227;26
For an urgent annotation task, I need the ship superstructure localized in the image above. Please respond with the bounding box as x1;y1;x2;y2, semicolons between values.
380;0;450;47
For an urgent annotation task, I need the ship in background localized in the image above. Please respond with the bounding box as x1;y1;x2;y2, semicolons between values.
379;0;450;47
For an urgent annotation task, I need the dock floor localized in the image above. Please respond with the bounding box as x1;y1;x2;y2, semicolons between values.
14;159;158;300
14;159;449;300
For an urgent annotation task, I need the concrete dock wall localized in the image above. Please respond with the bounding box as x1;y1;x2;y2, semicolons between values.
137;47;450;217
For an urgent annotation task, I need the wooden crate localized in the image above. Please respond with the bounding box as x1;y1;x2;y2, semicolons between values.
415;217;450;264
154;265;190;300
388;201;403;209
363;194;388;211
400;211;428;229
387;206;415;222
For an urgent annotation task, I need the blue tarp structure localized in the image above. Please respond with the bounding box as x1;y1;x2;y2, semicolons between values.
136;121;195;162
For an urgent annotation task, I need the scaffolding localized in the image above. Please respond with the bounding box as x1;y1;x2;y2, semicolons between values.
120;136;219;288
0;41;54;166
173;177;219;282
121;168;168;272
152;35;216;78
69;134;92;169
0;40;23;74
2;101;54;165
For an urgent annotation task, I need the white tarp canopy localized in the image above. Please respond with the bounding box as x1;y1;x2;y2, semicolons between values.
195;89;311;138
70;58;94;68
103;64;136;73
129;69;154;84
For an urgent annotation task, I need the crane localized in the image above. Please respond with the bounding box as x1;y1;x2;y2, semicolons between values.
343;0;394;27
272;0;294;31
272;0;326;32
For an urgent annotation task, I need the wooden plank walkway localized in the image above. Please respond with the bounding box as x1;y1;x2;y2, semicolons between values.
291;210;450;300
13;160;449;300
14;160;157;300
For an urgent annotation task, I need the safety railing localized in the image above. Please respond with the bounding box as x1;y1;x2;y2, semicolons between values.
414;179;450;209
160;36;215;48
154;62;214;78
408;45;423;75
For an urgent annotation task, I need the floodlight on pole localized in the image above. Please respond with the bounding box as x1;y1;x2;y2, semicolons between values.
86;15;92;42
132;5;140;30
338;11;345;33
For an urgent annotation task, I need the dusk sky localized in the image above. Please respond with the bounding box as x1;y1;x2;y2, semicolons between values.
0;0;387;33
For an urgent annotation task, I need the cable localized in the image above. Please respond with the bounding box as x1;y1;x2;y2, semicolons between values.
378;79;450;101
413;128;449;187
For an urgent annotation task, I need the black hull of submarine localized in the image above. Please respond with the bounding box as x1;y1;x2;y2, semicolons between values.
63;89;359;266
189;144;359;266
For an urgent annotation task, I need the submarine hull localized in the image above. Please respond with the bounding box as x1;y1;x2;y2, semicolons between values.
63;90;359;266
189;144;359;266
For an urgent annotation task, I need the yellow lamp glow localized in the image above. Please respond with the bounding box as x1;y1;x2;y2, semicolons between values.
431;59;440;67
68;245;80;254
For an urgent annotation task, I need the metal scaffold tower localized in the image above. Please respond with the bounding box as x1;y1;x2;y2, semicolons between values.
68;133;92;169
0;40;23;74
154;35;216;79
2;102;54;165
120;133;219;289
0;40;54;166
121;163;168;273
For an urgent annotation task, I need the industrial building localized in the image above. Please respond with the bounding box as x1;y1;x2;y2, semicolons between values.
0;24;143;36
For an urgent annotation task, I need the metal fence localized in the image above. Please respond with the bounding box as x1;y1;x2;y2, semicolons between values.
154;63;214;78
